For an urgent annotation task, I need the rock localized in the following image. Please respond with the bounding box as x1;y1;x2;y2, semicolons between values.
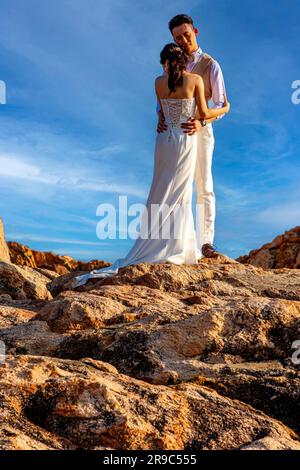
70;257;300;300
240;436;298;450
53;292;300;383
34;291;127;333
0;218;10;263
0;305;37;329
0;262;52;300
0;321;64;356
46;259;300;439
46;271;91;297
237;226;300;268
35;284;198;333
8;241;77;273
7;240;111;274
0;355;299;450
33;268;61;281
189;361;300;435
1;253;300;450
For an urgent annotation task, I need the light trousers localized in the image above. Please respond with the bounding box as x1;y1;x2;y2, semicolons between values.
194;123;216;253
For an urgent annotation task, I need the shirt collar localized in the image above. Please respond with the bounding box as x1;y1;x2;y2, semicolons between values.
192;46;203;59
187;45;203;64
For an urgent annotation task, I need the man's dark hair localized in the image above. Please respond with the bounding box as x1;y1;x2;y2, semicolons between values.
168;14;194;34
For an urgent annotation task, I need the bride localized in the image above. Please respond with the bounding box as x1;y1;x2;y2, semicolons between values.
72;43;229;288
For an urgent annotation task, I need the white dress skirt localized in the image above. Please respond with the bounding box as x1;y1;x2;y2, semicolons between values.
72;98;202;288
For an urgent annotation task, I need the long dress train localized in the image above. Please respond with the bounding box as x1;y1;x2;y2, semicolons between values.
72;97;202;288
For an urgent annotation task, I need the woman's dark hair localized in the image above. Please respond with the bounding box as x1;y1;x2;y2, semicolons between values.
160;43;189;94
168;14;194;34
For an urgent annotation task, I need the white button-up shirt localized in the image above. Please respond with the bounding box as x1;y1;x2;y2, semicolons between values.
157;46;226;119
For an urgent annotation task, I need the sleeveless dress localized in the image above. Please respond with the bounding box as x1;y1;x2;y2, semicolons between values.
72;97;202;288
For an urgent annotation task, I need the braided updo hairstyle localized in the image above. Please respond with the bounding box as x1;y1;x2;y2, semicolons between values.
160;43;189;95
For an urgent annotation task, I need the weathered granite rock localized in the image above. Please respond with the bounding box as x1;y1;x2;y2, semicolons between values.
0;321;65;356
0;305;37;329
0;262;52;300
0;355;299;450
188;360;300;434
34;291;127;333
8;241;111;274
1;254;300;450
0;218;10;263
237;226;300;269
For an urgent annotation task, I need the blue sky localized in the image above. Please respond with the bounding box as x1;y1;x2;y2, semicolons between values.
0;0;299;262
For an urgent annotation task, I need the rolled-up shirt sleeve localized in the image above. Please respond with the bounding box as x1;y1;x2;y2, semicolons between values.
210;60;226;119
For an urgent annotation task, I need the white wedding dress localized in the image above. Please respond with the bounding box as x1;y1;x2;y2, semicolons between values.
72;97;202;288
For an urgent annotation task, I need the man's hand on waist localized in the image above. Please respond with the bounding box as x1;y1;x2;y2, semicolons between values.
157;110;168;133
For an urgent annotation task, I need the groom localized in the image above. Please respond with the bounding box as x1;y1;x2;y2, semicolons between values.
157;14;227;259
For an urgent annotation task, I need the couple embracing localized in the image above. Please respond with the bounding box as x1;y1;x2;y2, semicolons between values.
72;14;229;288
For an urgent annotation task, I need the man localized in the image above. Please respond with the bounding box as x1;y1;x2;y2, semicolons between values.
157;14;227;259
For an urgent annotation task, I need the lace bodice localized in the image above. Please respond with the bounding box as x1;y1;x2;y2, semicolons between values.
160;98;196;129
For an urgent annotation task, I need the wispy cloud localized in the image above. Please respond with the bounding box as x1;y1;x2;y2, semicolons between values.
6;233;108;246
253;202;300;228
0;152;146;198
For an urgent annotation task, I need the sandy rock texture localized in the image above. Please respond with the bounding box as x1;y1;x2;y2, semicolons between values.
0;218;10;263
7;241;111;275
0;252;299;450
1;223;300;450
237;226;300;269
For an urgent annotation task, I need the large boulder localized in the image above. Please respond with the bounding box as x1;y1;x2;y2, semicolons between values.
1;253;300;450
0;262;52;300
0;355;299;450
237;226;300;269
0;218;10;263
8;241;111;274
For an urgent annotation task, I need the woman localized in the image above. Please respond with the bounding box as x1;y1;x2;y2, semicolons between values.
71;43;229;288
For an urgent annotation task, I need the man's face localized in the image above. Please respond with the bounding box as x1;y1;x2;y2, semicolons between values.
172;23;198;56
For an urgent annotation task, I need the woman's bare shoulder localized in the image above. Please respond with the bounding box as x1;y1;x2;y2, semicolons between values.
155;75;166;86
155;75;167;82
155;76;168;94
185;72;203;83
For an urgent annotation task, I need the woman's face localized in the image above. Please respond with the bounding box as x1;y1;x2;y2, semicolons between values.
172;23;198;55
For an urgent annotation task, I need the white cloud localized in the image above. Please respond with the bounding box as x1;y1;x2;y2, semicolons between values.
0;152;146;198
254;202;300;228
0;154;56;184
216;182;255;212
6;233;108;246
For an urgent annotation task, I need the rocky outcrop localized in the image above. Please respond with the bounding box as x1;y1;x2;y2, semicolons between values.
0;305;37;329
7;241;111;274
0;262;52;301
6;225;300;274
1;211;300;450
0;254;300;450
0;218;10;263
0;355;299;450
237;226;300;269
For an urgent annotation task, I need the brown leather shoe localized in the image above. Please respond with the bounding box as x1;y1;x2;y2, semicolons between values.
201;243;219;258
